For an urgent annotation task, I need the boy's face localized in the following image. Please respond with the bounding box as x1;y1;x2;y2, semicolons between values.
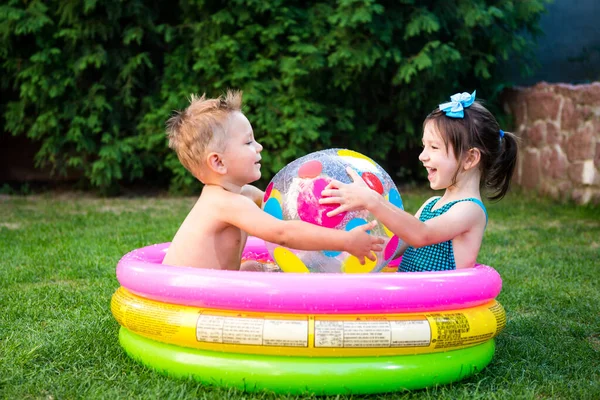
221;112;263;186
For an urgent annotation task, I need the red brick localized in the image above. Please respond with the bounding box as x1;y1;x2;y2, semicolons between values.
549;146;568;180
546;122;562;146
578;105;594;121
593;118;600;135
578;83;600;105
515;153;523;185
521;148;541;189
526;91;561;122
572;188;592;205
554;83;580;100
526;121;546;148
541;147;552;172
560;98;578;130
567;123;595;161
557;181;573;200
568;163;587;184
554;82;600;105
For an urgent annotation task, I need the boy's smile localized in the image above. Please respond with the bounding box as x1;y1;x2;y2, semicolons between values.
222;111;263;187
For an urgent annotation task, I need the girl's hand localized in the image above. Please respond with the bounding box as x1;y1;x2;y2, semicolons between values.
319;167;377;217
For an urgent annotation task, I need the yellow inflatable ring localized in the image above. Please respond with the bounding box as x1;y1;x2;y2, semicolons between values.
112;287;506;357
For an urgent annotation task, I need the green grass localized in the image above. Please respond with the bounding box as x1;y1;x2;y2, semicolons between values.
1;189;599;399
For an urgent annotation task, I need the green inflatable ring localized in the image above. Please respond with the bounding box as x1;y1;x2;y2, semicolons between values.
119;327;495;395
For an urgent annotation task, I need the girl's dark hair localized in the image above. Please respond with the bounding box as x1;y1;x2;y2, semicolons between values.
424;101;518;200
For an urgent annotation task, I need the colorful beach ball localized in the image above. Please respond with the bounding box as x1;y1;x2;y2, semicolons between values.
262;149;404;273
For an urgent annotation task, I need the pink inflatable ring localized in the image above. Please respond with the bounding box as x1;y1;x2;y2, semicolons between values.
116;237;502;314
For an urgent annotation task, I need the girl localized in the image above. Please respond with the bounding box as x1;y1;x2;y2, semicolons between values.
320;91;518;272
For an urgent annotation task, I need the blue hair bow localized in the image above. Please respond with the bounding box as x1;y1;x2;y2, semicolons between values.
439;90;476;118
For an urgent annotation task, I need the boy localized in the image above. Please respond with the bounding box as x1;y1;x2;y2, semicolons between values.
163;90;384;271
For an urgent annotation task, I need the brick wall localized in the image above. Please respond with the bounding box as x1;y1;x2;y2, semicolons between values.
502;82;600;205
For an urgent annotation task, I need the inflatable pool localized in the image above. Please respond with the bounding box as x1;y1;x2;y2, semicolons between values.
111;237;505;395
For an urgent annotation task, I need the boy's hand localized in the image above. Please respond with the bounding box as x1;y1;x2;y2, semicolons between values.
345;220;384;264
320;167;377;217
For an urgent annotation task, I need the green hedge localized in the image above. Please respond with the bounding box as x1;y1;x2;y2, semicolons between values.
0;0;548;192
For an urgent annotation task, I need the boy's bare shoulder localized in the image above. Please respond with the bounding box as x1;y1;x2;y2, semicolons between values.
240;184;264;207
201;185;255;212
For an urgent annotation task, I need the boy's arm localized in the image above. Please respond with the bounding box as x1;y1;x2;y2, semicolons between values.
218;193;383;262
241;185;265;208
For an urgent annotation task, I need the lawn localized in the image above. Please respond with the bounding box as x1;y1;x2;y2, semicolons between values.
1;189;599;399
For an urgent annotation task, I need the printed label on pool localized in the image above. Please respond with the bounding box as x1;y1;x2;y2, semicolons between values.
314;317;431;348
196;313;309;347
112;287;505;356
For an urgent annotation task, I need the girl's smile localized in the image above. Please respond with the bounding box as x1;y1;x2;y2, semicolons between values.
425;167;437;181
419;122;459;191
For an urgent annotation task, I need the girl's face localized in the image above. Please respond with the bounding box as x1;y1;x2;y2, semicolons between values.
418;122;459;191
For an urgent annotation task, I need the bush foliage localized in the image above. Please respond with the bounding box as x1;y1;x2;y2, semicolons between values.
0;0;548;191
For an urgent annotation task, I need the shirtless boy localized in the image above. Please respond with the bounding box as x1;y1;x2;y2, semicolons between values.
162;90;384;271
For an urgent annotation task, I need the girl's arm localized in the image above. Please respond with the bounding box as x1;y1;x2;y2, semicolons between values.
320;168;483;248
392;241;410;259
391;197;433;258
369;197;484;248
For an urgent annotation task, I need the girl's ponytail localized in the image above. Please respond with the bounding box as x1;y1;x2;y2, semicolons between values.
485;130;518;200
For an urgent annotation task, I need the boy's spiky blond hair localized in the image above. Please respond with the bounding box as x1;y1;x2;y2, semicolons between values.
166;90;242;178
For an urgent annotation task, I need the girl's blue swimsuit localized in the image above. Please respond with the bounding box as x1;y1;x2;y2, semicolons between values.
399;197;487;272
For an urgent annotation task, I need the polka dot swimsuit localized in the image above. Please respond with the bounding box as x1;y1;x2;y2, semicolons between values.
399;197;487;272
